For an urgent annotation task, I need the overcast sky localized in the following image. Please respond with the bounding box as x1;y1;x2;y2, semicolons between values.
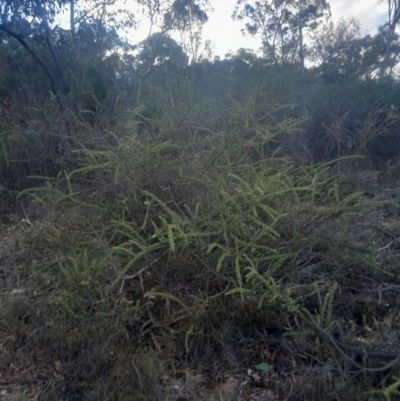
201;0;388;57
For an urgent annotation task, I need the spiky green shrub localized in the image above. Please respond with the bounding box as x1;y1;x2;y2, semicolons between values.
27;94;368;311
5;85;398;401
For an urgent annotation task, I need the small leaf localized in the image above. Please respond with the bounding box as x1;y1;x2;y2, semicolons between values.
254;362;270;374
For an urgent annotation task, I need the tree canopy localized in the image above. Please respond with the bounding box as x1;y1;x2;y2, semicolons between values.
233;0;330;63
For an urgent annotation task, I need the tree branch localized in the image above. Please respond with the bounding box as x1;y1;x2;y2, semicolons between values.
0;24;63;110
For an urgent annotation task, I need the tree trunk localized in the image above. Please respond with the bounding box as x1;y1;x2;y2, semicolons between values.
70;0;78;53
40;10;70;96
298;13;304;77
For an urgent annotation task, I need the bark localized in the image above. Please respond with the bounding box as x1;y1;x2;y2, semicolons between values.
70;0;80;58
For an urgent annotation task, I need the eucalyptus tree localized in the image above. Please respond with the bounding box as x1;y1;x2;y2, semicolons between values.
135;32;189;107
378;0;400;79
166;0;209;63
127;0;210;64
0;0;211;110
0;0;70;106
309;17;384;81
64;22;133;114
134;1;210;107
0;0;131;107
232;0;330;65
137;0;209;34
139;32;189;70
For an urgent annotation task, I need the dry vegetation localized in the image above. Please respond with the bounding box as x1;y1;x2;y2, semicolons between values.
1;81;400;401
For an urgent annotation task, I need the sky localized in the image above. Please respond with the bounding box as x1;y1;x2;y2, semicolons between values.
201;0;388;57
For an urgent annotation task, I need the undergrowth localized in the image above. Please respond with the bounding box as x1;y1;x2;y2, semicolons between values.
1;87;400;401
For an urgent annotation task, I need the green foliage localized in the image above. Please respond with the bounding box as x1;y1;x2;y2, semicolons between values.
1;3;400;401
302;282;339;332
309;17;384;82
2;37;400;401
254;362;271;373
81;63;108;115
363;378;400;401
233;0;330;63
